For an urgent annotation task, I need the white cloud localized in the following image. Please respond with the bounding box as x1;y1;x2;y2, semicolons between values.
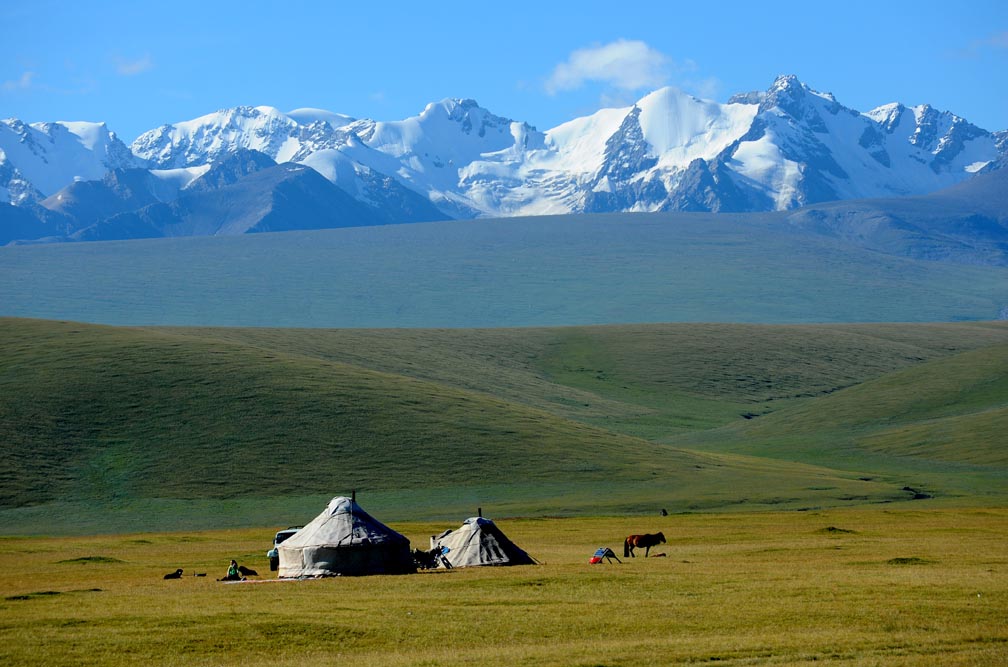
545;40;671;95
686;76;721;100
984;31;1008;49
951;31;1008;59
2;71;35;91
115;55;153;76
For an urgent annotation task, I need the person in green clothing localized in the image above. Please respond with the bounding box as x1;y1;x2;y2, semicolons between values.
219;559;242;581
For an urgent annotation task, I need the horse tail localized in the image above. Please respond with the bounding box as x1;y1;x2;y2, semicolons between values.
624;537;630;558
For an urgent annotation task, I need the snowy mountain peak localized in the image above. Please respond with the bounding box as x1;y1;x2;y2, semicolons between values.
416;97;532;140
758;74;854;133
867;103;906;132
356;98;544;185
767;74;841;108
0;118;137;202
769;73;803;94
634;86;758;160
131;104;343;168
4;75;1006;224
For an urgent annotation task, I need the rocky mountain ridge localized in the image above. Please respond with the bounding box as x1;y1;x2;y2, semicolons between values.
1;75;1004;245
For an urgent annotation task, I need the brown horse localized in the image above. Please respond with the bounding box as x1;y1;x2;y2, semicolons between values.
624;532;666;558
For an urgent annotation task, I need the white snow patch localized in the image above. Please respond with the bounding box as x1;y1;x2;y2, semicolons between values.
55;121;109;151
297;149;362;195
866;103;902;125
286;108;354;128
729;128;801;209
151;165;210;189
274;136;302;164
543;106;629;174
637;87;757;167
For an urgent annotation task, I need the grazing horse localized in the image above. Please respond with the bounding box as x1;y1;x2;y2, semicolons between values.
624;532;666;558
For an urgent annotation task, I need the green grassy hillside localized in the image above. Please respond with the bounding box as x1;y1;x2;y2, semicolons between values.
675;342;1008;502
2;318;1006;534
163;321;1008;441
0;319;680;503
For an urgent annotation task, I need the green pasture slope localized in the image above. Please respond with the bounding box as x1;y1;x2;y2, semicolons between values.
1;317;1006;535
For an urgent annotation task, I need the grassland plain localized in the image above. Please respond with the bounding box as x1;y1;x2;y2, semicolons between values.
3;213;1008;328
0;510;1004;666
2;318;1008;533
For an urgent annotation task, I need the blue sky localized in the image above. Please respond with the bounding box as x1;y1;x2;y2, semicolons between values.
2;0;1006;142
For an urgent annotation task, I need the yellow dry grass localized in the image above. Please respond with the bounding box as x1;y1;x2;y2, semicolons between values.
1;508;1005;666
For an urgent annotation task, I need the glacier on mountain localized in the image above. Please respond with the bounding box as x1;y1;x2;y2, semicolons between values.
2;75;1005;226
0;119;137;203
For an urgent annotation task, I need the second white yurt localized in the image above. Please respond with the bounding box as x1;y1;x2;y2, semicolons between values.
431;516;535;568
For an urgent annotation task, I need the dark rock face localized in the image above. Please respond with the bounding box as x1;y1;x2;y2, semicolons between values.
185;149;278;192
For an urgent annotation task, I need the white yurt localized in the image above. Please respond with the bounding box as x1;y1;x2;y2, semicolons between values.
431;516;535;568
278;496;415;577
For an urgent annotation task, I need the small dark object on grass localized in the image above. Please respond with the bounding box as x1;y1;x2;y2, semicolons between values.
163;569;183;579
59;555;124;564
194;573;206;577
413;547;452;570
887;557;933;565
238;565;258;577
413;548;439;570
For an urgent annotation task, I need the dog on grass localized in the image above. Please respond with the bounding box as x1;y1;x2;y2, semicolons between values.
237;565;258;577
163;568;183;579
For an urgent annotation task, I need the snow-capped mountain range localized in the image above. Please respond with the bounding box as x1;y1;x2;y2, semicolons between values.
1;74;1005;243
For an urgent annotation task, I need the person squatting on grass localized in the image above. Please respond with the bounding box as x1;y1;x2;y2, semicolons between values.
219;559;243;581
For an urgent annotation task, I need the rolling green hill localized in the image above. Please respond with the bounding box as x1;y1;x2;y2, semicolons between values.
161;321;1008;441
1;318;1006;534
674;341;1008;503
